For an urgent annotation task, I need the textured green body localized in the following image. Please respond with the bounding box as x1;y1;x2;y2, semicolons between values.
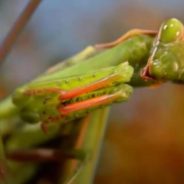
150;41;184;81
60;84;133;122
37;35;153;81
13;19;184;124
13;63;133;123
12;35;153;124
147;18;184;82
11;18;184;125
20;62;133;92
3;18;184;184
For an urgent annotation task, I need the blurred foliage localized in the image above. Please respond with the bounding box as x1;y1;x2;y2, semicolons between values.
96;84;184;184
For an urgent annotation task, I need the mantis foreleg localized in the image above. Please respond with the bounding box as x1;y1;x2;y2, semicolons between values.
95;29;157;49
13;63;133;128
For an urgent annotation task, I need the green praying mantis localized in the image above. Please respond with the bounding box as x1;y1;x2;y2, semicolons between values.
12;18;184;131
0;17;184;184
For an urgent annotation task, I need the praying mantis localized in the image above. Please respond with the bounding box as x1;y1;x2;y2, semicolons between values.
1;18;184;184
12;18;184;131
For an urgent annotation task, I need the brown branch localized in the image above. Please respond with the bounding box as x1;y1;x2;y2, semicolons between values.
0;0;42;62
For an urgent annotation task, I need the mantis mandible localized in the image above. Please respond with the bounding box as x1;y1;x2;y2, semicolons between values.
12;18;184;131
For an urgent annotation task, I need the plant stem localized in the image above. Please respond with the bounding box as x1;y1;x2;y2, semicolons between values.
59;108;110;184
0;0;42;63
7;148;85;162
74;108;110;184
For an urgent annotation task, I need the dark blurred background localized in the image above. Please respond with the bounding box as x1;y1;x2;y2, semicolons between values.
1;0;184;183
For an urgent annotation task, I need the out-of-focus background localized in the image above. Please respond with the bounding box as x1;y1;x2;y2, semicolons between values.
1;0;184;183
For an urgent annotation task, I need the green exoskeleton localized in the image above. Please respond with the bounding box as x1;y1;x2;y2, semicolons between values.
142;18;184;82
13;62;133;130
1;18;184;184
12;18;184;131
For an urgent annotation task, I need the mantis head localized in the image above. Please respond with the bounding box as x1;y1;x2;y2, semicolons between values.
159;18;184;43
143;18;184;82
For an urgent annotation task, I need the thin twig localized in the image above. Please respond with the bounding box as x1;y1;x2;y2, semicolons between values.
7;148;85;163
0;0;42;63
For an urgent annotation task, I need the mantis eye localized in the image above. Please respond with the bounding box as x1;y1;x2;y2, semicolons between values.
159;18;184;43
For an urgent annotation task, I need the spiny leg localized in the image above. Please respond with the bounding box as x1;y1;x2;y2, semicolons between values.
23;77;119;98
16;63;132;129
23;63;132;102
59;74;122;100
95;29;157;49
58;63;133;100
20;77;115;103
22;62;132;99
59;94;118;116
41;72;131;129
59;87;131;116
40;82;132;128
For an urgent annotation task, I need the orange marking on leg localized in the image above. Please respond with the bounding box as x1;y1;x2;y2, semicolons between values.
24;87;63;96
59;75;120;100
95;29;157;49
59;93;120;116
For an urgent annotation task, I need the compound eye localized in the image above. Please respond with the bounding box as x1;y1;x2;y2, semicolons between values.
159;18;184;43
